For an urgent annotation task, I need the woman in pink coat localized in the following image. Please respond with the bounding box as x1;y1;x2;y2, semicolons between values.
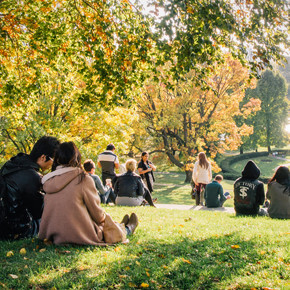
39;142;138;245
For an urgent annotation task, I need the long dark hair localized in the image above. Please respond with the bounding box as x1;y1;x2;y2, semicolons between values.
141;151;149;163
198;152;209;169
52;142;86;182
269;166;290;194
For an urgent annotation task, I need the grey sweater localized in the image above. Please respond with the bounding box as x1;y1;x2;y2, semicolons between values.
266;181;290;219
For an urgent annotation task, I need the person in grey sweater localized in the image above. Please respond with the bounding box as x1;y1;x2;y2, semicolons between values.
83;159;116;204
266;166;290;219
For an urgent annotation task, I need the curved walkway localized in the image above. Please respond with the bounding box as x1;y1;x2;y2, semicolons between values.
156;204;235;213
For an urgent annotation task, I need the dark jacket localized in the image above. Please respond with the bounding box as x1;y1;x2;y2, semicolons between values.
113;172;144;198
0;153;44;240
204;181;226;208
234;161;265;215
137;160;155;192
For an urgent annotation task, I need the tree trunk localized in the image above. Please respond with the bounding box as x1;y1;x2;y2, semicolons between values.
240;145;244;154
185;170;193;183
183;113;187;146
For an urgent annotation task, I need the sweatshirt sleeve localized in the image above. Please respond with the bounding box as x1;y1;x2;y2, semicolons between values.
82;176;106;225
256;182;265;205
208;163;212;182
192;162;198;184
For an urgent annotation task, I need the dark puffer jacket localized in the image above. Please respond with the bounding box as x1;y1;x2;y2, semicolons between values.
113;172;144;198
0;153;44;240
234;160;265;215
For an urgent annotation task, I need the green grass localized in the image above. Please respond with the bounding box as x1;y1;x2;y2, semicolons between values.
0;207;289;289
154;172;234;207
230;155;290;178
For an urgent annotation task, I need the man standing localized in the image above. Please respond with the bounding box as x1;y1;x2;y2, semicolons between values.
0;136;60;240
83;159;116;204
204;175;231;208
234;160;266;216
97;143;119;185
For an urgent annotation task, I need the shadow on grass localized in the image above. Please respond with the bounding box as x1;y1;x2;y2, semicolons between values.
154;184;192;205
0;232;282;289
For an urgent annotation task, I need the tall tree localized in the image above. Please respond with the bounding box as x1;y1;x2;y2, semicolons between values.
136;56;260;169
242;70;288;152
150;0;289;82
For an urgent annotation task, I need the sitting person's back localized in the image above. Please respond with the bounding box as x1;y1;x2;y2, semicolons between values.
83;159;116;204
205;175;230;208
114;159;145;206
266;166;290;219
39;142;138;245
234;160;265;216
0;136;60;240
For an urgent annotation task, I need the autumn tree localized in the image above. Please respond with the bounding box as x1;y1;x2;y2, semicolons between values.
150;0;289;82
136;56;261;170
241;70;289;153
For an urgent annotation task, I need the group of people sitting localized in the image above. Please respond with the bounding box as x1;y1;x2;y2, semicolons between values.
0;137;156;245
0;137;289;247
192;152;290;219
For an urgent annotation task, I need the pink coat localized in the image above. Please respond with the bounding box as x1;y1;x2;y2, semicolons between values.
39;167;126;245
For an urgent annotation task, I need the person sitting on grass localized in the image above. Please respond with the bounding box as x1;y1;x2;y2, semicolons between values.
204;175;231;208
266;166;290;219
113;159;156;207
83;159;116;204
234;160;267;216
39;142;138;245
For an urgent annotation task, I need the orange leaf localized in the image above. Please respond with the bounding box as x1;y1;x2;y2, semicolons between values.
140;283;149;288
182;258;192;264
231;245;240;249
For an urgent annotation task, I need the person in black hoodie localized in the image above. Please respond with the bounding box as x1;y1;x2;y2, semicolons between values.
234;160;266;216
0;136;60;240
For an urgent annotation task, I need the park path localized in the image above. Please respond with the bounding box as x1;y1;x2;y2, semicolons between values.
156;203;235;213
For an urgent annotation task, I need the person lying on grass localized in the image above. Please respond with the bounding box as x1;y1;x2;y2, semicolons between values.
39;141;138;245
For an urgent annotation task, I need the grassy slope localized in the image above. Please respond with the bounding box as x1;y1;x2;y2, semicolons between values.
0;207;289;289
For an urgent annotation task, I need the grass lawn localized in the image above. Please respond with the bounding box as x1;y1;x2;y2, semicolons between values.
230;155;290;178
154;172;234;207
0;207;289;289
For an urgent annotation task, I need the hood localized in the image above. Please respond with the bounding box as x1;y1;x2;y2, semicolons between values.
42;167;82;194
1;153;39;176
242;160;260;180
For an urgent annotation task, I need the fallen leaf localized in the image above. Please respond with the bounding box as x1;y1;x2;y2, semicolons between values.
9;274;18;279
182;258;192;264
162;265;168;269
146;272;150;277
136;261;140;266
114;247;121;252
6;251;14;257
260;251;266;255
125;266;130;270
128;282;137;287
140;282;149;288
231;245;240;249
19;248;27;255
39;248;46;253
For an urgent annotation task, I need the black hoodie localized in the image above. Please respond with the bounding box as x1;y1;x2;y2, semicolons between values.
234;160;265;215
0;153;44;240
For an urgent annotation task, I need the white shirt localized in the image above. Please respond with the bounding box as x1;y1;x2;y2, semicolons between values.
192;161;212;184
